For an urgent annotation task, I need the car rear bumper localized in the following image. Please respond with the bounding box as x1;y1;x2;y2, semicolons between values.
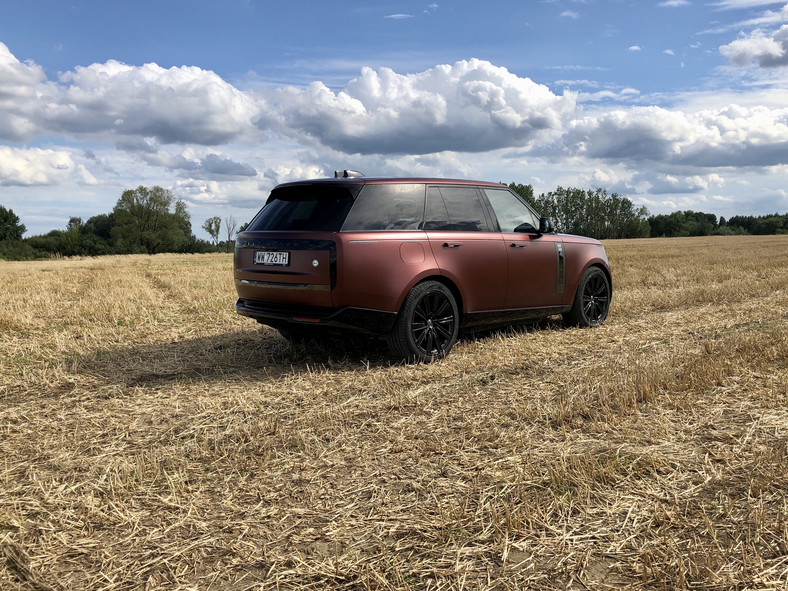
235;298;397;335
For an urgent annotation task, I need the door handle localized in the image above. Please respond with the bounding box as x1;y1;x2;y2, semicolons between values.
510;243;526;248
443;243;461;248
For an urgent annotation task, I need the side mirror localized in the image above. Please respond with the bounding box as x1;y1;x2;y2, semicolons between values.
539;217;554;234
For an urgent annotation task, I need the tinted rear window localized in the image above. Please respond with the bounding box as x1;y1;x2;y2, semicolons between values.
247;184;359;232
341;184;425;231
424;186;490;232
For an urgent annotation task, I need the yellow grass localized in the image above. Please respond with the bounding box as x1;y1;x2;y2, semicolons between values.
1;236;787;590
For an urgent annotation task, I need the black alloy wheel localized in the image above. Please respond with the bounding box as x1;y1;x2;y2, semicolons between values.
564;267;611;327
387;280;459;362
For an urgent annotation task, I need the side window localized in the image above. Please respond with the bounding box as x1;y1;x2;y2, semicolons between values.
484;188;541;233
341;184;425;231
425;186;489;232
424;187;451;230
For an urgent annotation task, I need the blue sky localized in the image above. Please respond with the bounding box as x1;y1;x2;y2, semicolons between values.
1;0;788;239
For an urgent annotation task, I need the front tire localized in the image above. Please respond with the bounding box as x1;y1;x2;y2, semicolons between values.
387;281;459;362
564;267;611;327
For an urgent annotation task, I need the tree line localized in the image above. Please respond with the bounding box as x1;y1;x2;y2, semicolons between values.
0;186;241;260
2;183;786;260
648;210;788;237
509;183;787;239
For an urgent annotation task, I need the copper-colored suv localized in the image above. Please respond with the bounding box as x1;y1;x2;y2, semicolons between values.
234;172;611;361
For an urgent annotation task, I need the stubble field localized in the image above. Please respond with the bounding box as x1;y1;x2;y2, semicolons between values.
1;235;787;590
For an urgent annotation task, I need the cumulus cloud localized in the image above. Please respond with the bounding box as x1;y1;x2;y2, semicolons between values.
643;173;725;194
48;61;262;144
0;146;75;186
0;42;50;141
174;177;270;209
200;154;257;177
267;59;577;154
0;43;263;146
264;164;328;186
720;25;788;67
125;144;258;179
564;103;788;167
582;168;639;196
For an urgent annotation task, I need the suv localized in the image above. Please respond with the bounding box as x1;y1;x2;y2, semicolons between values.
234;172;611;361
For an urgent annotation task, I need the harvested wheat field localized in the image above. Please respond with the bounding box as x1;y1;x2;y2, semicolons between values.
1;235;787;590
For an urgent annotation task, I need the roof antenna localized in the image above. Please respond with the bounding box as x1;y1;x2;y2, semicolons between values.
334;170;365;178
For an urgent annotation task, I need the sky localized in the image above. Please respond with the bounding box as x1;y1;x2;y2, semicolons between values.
1;0;788;239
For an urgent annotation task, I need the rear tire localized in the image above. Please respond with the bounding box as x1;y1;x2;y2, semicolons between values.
563;266;610;327
387;281;459;362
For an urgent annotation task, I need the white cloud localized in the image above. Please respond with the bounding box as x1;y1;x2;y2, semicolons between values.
268;59;577;154
561;10;580;18
48;61;262;144
0;42;50;141
703;4;788;33
711;0;785;9
629;45;643;52
658;0;690;6
564;103;788;167
644;173;725;194
0;45;263;146
720;25;788;67
0;146;76;186
138;149;258;179
578;87;641;102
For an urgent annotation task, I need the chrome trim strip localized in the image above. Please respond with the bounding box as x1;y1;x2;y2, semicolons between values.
238;279;330;291
555;242;566;293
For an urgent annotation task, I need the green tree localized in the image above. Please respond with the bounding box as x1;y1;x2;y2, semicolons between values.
527;186;649;239
0;205;26;241
202;216;221;246
508;183;537;210
648;210;721;237
84;213;115;243
111;186;193;254
752;215;785;235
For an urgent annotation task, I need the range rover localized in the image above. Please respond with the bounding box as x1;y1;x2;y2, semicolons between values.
234;171;611;361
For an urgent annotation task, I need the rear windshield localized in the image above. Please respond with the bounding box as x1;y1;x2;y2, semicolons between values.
246;184;360;232
340;183;425;231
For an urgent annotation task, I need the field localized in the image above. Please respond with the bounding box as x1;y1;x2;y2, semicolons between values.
1;235;787;590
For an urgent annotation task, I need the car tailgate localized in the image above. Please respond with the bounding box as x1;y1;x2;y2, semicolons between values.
234;232;335;307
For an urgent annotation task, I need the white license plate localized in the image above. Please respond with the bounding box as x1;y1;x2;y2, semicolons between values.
254;251;289;266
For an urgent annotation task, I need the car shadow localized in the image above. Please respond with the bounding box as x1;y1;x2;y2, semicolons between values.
71;327;395;390
68;319;569;390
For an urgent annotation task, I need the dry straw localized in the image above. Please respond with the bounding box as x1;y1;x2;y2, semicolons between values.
1;237;787;589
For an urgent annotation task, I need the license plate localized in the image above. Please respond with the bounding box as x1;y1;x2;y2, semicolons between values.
254;251;289;266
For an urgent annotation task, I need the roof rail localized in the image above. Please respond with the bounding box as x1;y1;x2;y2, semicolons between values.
334;170;365;178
